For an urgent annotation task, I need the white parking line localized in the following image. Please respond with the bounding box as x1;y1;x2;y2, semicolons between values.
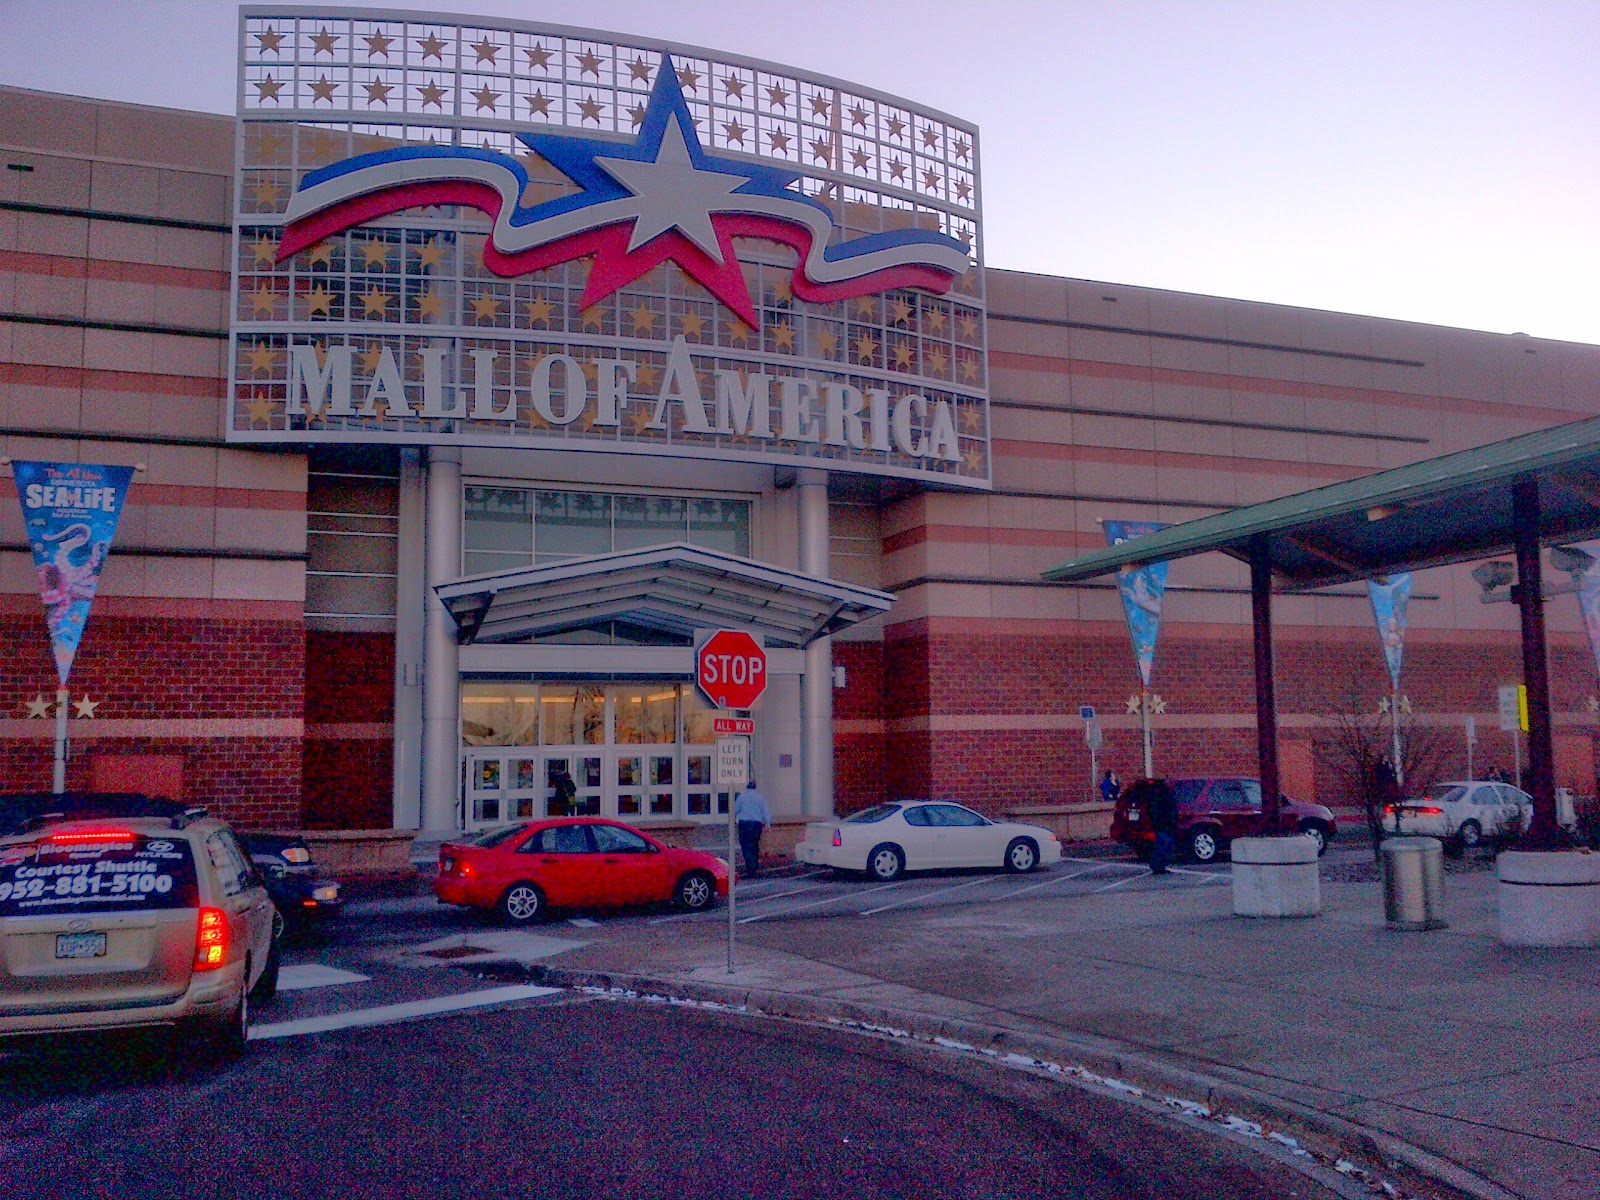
859;873;1004;916
647;882;832;925
249;985;560;1040
1092;872;1148;893
990;862;1125;901
740;878;909;924
1166;866;1228;880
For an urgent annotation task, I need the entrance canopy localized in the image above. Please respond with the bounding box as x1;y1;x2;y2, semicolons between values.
435;543;893;648
1042;413;1600;589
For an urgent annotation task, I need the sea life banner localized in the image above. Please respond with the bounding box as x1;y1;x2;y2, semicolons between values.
1104;520;1169;688
1365;573;1413;690
1575;555;1600;679
11;462;135;686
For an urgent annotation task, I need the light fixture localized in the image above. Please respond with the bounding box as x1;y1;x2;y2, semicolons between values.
1471;561;1514;591
1549;545;1595;578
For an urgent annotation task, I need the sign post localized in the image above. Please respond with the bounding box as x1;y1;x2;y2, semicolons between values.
1497;684;1525;789
716;735;751;974
1465;714;1477;780
1082;710;1102;800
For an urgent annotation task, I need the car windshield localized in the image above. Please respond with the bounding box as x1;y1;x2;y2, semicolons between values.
0;832;200;915
468;824;526;848
1423;785;1467;804
843;805;900;824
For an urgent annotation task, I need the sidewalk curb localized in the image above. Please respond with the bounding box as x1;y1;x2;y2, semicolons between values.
527;963;1519;1200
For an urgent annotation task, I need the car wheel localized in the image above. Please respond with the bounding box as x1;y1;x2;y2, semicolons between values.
1298;821;1328;857
867;843;906;881
1004;837;1039;874
1187;827;1220;864
674;870;715;911
249;938;280;1003
497;882;546;925
1457;819;1483;849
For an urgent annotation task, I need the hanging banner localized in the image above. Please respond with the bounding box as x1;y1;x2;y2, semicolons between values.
1576;557;1600;679
11;461;135;686
1365;573;1413;690
1104;520;1170;688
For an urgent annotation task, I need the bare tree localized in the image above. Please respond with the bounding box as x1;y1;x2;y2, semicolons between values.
1311;673;1453;861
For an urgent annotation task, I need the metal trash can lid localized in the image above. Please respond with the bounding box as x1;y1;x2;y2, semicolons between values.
1380;835;1444;855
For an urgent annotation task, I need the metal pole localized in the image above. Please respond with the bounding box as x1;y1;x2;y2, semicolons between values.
1512;479;1562;848
726;788;737;974
1140;692;1152;778
1513;728;1522;793
1250;537;1282;829
52;688;68;794
1089;742;1098;802
1466;720;1474;781
1391;686;1404;787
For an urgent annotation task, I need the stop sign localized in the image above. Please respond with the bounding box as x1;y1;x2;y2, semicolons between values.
696;630;767;709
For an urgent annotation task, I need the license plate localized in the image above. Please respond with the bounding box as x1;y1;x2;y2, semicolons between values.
441;855;456;872
1126;808;1141;820
55;932;107;959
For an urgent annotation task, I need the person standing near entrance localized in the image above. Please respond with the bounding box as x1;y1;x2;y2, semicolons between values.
550;765;577;817
1146;777;1178;875
734;779;770;877
1100;768;1121;805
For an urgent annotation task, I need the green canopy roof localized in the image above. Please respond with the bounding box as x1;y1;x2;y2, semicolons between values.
1042;412;1600;589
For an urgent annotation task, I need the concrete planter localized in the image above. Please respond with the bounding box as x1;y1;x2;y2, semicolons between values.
1231;835;1320;918
1497;850;1600;947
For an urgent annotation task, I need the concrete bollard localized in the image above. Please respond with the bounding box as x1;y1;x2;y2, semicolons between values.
1380;836;1448;931
1231;834;1320;918
1498;850;1600;946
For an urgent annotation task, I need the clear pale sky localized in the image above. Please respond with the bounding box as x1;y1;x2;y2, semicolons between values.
4;0;1596;345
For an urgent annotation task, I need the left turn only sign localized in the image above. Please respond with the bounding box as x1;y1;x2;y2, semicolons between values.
696;629;767;709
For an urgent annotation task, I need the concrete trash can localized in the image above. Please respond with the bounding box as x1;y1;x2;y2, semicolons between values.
1381;836;1447;931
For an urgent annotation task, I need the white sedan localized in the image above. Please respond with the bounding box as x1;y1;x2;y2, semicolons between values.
794;801;1062;880
1383;781;1531;846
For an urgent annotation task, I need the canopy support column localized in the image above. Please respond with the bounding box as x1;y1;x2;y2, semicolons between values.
1512;479;1563;848
421;447;462;833
798;471;834;818
1250;536;1282;828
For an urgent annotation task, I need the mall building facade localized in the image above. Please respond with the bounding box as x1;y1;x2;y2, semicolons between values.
3;11;1600;834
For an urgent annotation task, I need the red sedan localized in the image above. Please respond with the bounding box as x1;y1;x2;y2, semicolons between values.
434;818;729;924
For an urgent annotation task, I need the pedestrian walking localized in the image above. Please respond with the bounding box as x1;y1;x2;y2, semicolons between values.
733;778;770;877
550;764;577;817
1146;777;1178;875
1100;768;1121;805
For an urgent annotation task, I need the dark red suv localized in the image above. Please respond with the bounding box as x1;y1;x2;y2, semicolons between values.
1110;776;1337;863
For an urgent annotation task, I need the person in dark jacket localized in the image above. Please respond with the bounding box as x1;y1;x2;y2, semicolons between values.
1100;768;1121;805
550;765;577;817
1146;777;1179;875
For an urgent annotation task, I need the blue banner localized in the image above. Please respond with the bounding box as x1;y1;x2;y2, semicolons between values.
1105;520;1170;688
1365;573;1413;690
11;461;135;686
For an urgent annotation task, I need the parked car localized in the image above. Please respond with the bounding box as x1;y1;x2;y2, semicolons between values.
0;798;279;1058
434;817;729;924
1383;781;1531;847
238;832;343;930
1111;777;1337;863
794;800;1063;880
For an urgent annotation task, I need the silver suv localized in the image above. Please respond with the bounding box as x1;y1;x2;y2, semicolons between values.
0;799;279;1058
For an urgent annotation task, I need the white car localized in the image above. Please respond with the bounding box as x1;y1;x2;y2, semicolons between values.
795;801;1062;880
1383;781;1531;846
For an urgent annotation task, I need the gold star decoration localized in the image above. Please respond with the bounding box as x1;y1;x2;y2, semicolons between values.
924;306;947;333
248;286;278;317
921;127;939;149
304;285;335;316
960;357;979;383
849;148;871;171
415;291;445;320
890;298;912;325
962;447;985;475
251;177;281;207
244;343;276;373
472;85;500;113
525;44;552;69
955;179;972;203
849;104;870;128
723;76;745;100
364;80;393;105
72;696;99;719
926;348;949;376
308;75;338;103
629;104;649;128
727;320;751;346
580;307;606;332
960;403;982;433
772;276;793;302
678;67;701;92
628;306;656;335
360;240;391;269
815;328;839;357
310;27;339;55
954;138;971;162
810;137;833;164
885;116;906;140
472;37;498;64
770;323;795;351
417;82;448;109
527;91;553;116
360;288;391;317
575;49;602;76
922;168;942;192
853;296;876;319
255;29;285;54
359;345;386;374
417;33;447;61
891;344;914;369
414;238;446;270
25;695;52;719
578;98;603;123
255;75;284;102
524;296;554;326
363;31;394;57
809;95;830;118
769;130;790;154
628;57;651;83
470;295;502;322
243;396;276;425
628;406;656;434
306;240;336;268
678;310;707;338
852;334;879;363
958;312;978;340
888;159;907;183
723;120;747;146
248;235;276;266
249;127;287;160
766;84;789;108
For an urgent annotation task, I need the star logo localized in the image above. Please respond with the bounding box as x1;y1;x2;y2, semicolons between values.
278;58;970;326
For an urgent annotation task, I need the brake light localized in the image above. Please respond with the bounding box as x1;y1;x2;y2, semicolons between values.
832;830;842;848
194;907;228;970
47;829;135;843
1383;805;1395;814
1417;805;1443;815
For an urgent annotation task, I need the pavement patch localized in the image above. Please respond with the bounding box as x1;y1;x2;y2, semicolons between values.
398;930;587;967
277;964;372;991
249;984;562;1040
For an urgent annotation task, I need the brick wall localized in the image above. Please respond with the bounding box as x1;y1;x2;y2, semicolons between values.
303;630;395;829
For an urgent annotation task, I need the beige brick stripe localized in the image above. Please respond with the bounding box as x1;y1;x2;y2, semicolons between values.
0;719;302;739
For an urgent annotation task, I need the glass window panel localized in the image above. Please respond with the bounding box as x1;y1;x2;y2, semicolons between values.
617;757;641;786
513;759;539;789
649;792;674;815
687;755;711;786
474;760;500;789
687;497;750;556
461;684;540;746
649;755;674;786
618;794;641;815
614;685;678;743
579;756;602;789
536;490;612;559
541;687;576;745
687;792;712;815
614;494;686;551
305;575;396;618
577;686;606;744
593;825;651;853
464;487;535;558
682;686;719;744
309;533;397;575
463;550;530;577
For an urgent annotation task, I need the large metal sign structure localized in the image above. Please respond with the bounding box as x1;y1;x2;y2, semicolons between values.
228;8;991;489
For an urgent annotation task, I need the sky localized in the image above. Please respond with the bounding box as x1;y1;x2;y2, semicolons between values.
3;0;1596;345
